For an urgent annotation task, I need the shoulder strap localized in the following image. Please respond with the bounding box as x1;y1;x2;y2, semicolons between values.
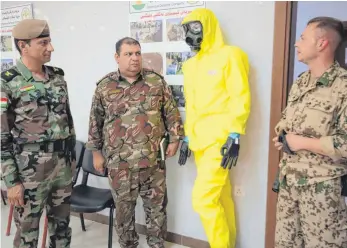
1;68;19;82
143;69;164;79
46;65;65;76
97;71;118;85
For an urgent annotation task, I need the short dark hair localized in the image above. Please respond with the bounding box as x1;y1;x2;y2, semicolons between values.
307;16;345;46
14;38;31;54
115;37;141;55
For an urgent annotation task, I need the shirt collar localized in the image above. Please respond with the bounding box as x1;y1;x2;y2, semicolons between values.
315;60;340;87
116;69;144;82
16;58;34;82
16;58;52;82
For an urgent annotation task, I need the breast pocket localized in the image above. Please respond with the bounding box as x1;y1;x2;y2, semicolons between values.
16;90;48;119
196;68;225;105
138;84;163;113
285;94;300;121
106;89;128;116
142;93;162;112
204;69;224;90
303;97;336;137
51;82;68;114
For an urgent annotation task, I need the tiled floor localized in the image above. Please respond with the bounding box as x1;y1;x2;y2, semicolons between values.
1;203;188;248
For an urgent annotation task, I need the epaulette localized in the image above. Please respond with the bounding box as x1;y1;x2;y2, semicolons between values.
1;68;19;82
96;71;116;85
144;69;164;79
46;66;64;76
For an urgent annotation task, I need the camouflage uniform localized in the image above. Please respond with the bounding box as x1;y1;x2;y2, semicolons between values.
86;68;184;248
1;59;76;248
274;61;347;247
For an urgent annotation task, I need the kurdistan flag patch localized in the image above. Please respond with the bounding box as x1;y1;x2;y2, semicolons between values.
19;84;35;92
1;97;8;108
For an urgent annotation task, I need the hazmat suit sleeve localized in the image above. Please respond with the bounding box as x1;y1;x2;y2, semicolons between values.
181;64;193;139
225;47;251;135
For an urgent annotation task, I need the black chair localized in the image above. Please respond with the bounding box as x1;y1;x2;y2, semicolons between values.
70;143;115;248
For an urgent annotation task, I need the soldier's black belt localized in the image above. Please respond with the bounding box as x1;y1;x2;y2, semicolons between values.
17;139;68;153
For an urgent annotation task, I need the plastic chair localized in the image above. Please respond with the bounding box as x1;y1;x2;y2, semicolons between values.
70;144;115;248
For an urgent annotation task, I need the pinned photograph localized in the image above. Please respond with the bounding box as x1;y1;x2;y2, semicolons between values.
142;53;163;75
169;85;185;109
1;59;14;71
166;18;185;42
130;20;163;43
1;36;13;52
166;52;195;75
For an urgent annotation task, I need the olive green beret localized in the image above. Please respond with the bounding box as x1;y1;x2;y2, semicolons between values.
12;19;50;40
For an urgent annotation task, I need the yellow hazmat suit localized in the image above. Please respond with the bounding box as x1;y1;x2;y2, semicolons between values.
181;8;251;248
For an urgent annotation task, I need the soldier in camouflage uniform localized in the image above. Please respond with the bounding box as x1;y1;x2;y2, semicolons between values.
273;17;347;247
1;19;76;248
86;37;184;248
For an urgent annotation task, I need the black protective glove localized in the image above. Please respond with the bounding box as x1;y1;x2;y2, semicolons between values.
278;130;294;155
178;139;191;166
220;136;240;169
272;131;294;194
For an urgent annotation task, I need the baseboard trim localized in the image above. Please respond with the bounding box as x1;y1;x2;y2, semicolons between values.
71;212;209;248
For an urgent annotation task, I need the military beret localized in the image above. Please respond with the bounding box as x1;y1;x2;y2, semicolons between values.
12;19;50;40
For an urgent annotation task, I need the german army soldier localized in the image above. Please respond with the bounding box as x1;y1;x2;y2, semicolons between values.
86;37;184;248
273;17;347;247
1;19;76;248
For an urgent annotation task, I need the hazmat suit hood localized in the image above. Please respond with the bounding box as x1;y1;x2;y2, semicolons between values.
182;8;225;53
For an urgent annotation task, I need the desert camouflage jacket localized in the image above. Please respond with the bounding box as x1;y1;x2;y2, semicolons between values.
275;61;347;186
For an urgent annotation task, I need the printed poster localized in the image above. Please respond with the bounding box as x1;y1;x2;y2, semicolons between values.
1;3;34;69
129;1;206;111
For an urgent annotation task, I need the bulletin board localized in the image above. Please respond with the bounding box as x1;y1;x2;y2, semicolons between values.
1;3;34;71
128;1;206;112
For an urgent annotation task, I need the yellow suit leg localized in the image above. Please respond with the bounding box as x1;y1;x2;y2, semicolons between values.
192;143;236;248
220;178;236;248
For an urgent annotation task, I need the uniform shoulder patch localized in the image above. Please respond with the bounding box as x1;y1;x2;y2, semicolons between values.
143;68;164;79
1;68;19;82
46;66;65;76
96;71;117;85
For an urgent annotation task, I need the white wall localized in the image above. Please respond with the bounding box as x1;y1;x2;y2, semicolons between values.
1;1;275;247
293;1;347;79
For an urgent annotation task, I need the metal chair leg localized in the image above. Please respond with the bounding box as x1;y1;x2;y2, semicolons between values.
80;213;86;231
41;216;48;248
1;190;6;205
6;204;14;236
108;207;114;248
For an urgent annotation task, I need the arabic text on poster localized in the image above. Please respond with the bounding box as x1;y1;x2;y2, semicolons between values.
1;3;34;68
129;2;205;111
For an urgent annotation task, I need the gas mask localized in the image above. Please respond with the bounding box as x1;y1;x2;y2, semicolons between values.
182;21;203;52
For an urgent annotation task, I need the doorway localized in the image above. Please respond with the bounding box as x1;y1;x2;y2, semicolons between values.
265;2;347;247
